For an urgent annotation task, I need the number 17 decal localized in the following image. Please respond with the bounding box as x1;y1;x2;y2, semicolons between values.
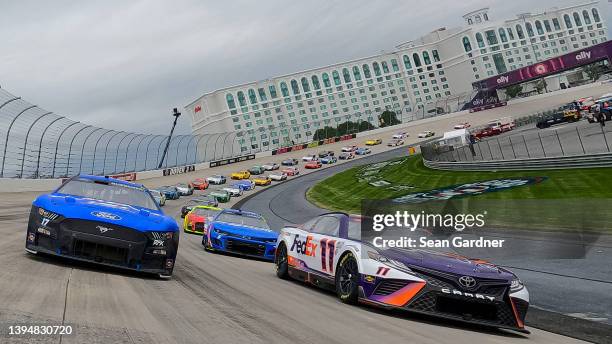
320;238;336;274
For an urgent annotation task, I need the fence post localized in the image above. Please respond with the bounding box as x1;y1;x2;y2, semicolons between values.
508;136;516;159
133;134;151;172
555;130;564;156
175;135;189;167
78;128;106;175
67;126;94;177
52;121;81;178
213;134;224;160
185;136;197;165
601;125;610;152
497;138;505;160
122;134;140;173
576;127;586;154
113;133;132;175
538;132;546;158
487;140;494;160
0;104;37;177
156;137;167;168
32;117;63;178
19;112;53;177
522;135;530;158
221;133;232;159
101;131;124;175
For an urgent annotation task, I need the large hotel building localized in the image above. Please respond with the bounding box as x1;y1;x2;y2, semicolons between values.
187;2;607;153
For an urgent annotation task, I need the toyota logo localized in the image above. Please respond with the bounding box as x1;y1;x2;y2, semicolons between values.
458;276;477;289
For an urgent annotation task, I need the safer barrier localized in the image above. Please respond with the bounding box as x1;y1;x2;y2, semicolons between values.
424;151;612;170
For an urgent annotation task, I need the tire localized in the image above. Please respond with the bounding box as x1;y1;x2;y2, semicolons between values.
275;242;289;279
335;253;359;304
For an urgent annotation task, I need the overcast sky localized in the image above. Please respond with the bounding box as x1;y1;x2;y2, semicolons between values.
1;0;610;134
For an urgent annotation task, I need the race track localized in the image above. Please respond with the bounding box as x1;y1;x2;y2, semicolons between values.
2;86;611;343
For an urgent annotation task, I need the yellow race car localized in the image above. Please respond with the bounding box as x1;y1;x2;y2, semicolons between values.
231;170;251;180
252;176;272;186
183;205;222;235
365;138;382;146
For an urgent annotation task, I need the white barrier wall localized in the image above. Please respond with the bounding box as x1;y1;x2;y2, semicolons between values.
0;178;63;193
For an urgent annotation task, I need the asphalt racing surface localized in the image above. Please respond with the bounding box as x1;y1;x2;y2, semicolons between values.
1;86;610;344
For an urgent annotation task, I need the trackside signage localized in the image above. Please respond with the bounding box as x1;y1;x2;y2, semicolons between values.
209;154;255;168
163;165;195;176
480;40;612;90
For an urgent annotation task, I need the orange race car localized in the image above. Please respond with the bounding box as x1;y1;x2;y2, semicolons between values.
305;161;322;169
183;205;222;235
192;178;209;190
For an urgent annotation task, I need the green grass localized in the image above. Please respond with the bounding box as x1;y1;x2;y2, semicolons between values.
307;155;612;231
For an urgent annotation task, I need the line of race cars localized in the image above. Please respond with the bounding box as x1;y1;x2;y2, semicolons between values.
24;132;530;334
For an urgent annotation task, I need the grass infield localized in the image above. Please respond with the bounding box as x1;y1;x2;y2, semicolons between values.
307;155;612;231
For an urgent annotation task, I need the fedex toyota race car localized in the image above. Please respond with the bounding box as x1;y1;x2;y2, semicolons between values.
203;209;278;260
25;175;180;278
275;212;529;332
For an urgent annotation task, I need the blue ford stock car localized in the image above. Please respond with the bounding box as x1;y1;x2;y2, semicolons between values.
202;209;277;260
25;175;180;278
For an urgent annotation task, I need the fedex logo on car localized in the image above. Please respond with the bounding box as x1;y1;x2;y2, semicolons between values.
291;234;317;256
496;75;509;84
575;51;592;61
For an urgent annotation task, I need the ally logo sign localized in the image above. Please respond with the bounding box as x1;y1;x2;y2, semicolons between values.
392;177;546;204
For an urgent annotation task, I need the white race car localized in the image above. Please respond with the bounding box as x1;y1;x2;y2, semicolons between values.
268;173;288;181
417;131;435;138
454;122;471;129
392;132;408;139
275;212;530;333
262;162;280;171
302;155;317;162
206;175;226;185
222;186;243;197
341;145;358;152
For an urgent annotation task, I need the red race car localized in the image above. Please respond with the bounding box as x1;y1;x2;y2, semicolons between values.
281;167;300;176
305;161;322;169
192;178;209;190
183;205;222;235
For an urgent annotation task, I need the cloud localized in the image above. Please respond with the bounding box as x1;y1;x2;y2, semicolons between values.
0;0;608;134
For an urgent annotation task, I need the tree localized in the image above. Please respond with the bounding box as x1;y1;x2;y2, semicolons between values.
584;63;604;82
534;79;547;94
505;84;523;99
378;111;401;127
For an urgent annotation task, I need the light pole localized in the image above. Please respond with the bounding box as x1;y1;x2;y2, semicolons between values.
158;108;181;169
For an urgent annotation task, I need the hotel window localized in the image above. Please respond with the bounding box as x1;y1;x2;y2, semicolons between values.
564;14;573;29
412;53;422;67
544;20;552;32
258;88;267;102
381;61;390;73
301;77;310;93
352;66;362;81
498;28;508;43
553;18;561;30
290;80;300;95
422;52;431;65
248;89;257;104
573;12;582;26
515;25;525;39
332;70;341;85
432;50;440;62
372;62;382;76
391;59;400;72
535;21;544;35
311;75;321;90
269;85;278;99
322;73;331;87
476;33;485;48
226;94;236;109
362;64;372;79
462;37;472;52
342;68;351;83
582;10;591;25
280;82;290;97
525;23;534;37
592;8;600;22
402;55;412;69
237;91;247;107
485;30;498;45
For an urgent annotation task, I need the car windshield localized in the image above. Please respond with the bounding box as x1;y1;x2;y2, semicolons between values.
347;216;362;241
216;212;270;229
58;179;158;210
193;208;220;217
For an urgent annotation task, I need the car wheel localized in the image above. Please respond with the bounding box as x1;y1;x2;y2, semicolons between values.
275;242;289;279
335;253;359;304
202;235;214;252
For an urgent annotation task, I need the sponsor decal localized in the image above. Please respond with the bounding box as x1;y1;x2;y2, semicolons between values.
575;51;591;61
440;288;496;302
210;154;255;168
291;234;317;257
533;63;548;75
194;105;202;113
376;266;390;276
458;276;477;289
38;208;59;221
163;165;195;176
320;238;336;273
109;172;137;181
96;225;114;234
91;211;121;221
496;75;509;84
393;177;546;204
152;239;165;246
